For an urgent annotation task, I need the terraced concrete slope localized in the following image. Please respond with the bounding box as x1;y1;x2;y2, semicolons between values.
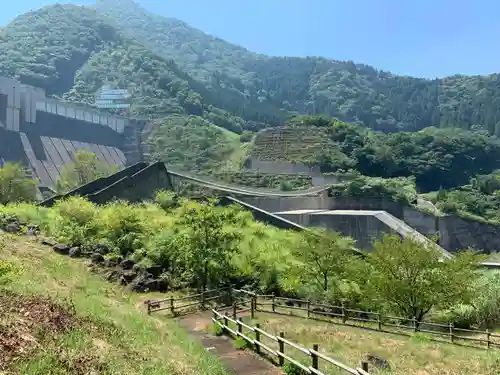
19;133;126;188
250;127;330;163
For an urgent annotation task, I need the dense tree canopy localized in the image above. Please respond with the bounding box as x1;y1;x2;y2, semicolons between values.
94;0;500;135
3;1;500;137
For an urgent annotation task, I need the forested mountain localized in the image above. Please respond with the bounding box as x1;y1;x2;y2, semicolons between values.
0;4;250;133
92;0;500;135
3;0;500;136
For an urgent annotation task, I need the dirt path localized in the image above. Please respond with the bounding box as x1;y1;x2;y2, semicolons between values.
179;312;284;375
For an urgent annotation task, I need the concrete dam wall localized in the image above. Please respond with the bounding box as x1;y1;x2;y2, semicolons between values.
0;76;145;189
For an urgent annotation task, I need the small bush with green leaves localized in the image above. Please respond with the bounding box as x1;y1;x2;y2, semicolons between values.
46;197;100;249
0;258;18;285
211;323;224;337
283;362;309;375
233;336;249;350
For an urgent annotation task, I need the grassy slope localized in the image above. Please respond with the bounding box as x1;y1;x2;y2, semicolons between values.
217;310;500;375
1;235;228;375
251;313;500;375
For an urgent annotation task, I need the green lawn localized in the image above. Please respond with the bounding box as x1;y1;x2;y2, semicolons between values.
0;235;228;375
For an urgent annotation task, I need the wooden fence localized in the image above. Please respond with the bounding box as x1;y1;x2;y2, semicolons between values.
146;287;232;316
248;291;500;350
212;305;370;375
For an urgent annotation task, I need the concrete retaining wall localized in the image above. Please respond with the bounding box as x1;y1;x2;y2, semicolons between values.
240;193;332;212
320;197;500;253
89;162;172;204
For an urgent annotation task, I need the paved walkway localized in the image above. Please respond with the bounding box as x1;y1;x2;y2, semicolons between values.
179;311;283;375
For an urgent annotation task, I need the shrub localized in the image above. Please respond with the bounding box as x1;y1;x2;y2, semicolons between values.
0;162;37;204
154;190;180;211
435;304;478;329
233;336;249;350
0;258;18;286
283;362;308;375
470;271;500;328
46;197;99;249
280;181;293;191
55;150;117;193
98;201;146;257
211;323;224;336
331;175;417;205
145;229;184;277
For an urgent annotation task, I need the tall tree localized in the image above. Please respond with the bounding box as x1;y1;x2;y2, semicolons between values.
364;234;482;324
292;228;355;292
0;162;37;204
176;199;241;292
55;150;117;193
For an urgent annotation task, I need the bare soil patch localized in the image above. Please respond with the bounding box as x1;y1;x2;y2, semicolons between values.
0;291;78;370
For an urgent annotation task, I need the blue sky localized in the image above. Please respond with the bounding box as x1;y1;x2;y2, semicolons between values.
2;0;500;78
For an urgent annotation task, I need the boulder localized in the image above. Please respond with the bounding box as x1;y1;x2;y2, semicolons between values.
120;270;138;285
5;222;20;233
94;244;110;255
146;265;163;277
90;253;105;264
132;263;143;273
105;269;122;282
41;238;56;247
130;275;167;293
52;244;70;255
69;247;82;258
103;259;118;268
366;354;390;370
120;259;136;270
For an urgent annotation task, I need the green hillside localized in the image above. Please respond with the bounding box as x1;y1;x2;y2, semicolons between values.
143;114;242;173
4;1;500;137
0;4;248;133
94;0;500;135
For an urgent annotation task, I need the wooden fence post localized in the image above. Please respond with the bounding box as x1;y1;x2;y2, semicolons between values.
272;293;276;312
223;315;228;332
377;312;382;331
413;316;418;332
361;361;369;372
147;302;151;315
237;320;242;334
233;302;237;319
341;303;347;324
307;300;311;319
201;290;206;309
255;323;261;354
487;329;491;349
311;344;318;370
170;297;175;316
251;296;255;319
278;332;285;366
449;322;454;343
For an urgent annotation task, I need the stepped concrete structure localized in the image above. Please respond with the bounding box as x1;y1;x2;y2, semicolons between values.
0;76;146;191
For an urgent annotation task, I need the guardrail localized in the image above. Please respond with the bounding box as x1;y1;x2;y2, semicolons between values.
212;307;370;375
